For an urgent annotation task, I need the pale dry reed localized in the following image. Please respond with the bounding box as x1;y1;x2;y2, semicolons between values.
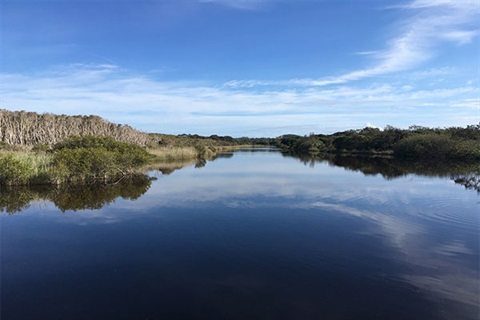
147;147;198;162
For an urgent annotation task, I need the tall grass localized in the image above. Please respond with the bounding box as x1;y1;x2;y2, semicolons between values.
0;151;53;185
0;140;247;186
147;147;198;162
16;152;52;175
146;145;249;163
0;146;199;186
1;136;156;186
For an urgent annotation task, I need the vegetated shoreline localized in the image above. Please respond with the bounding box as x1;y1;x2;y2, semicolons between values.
3;154;478;215
0;136;252;187
277;124;480;160
1;109;479;186
0;110;267;186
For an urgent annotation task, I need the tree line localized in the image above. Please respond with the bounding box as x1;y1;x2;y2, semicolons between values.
2;109;478;160
0;109;154;146
276;124;480;160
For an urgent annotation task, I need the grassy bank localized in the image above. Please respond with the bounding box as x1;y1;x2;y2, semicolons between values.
0;136;248;186
0;136;154;186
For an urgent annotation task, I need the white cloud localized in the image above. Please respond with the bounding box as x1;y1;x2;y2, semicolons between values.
1;63;478;136
225;0;478;87
334;0;478;81
366;122;382;130
200;0;269;10
21;150;479;316
404;0;478;10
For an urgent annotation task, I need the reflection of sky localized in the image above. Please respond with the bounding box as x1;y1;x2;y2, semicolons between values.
4;151;479;319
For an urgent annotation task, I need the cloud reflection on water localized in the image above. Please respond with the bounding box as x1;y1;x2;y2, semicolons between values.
2;150;478;318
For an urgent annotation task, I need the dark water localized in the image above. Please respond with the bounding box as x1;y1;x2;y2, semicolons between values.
1;149;479;320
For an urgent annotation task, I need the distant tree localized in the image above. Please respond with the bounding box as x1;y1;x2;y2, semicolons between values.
0;109;154;146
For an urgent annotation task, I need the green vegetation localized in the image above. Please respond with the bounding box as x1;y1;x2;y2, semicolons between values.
0;136;154;186
278;124;480;160
51;136;155;183
0;152;52;185
147;146;199;162
3;152;478;214
0;135;252;186
154;132;273;148
1;109;478;185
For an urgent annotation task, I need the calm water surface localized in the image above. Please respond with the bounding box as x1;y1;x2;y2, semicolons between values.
1;149;479;319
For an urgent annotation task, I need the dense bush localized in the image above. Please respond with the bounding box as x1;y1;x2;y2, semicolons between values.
31;143;51;153
0;136;155;186
449;140;480;160
276;134;327;153
52;136;154;182
294;136;326;153
393;134;480;159
0;154;33;185
279;124;480;160
393;134;455;159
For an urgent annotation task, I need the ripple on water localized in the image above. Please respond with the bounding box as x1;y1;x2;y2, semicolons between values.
340;184;478;235
413;194;478;232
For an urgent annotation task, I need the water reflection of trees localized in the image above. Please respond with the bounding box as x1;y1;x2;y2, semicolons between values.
451;173;480;193
0;174;154;214
146;153;234;174
144;160;197;175
283;152;480;192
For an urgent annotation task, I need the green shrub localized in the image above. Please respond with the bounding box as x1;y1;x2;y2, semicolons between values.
195;145;216;159
55;136;152;165
295;137;325;154
394;134;455;159
53;147;115;181
449;140;480;160
31;143;51;153
0;154;34;185
51;136;154;182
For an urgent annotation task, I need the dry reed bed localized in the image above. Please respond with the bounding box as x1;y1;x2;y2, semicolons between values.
147;147;198;162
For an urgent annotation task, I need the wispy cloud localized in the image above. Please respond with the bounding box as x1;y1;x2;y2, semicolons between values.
1;63;478;136
403;0;478;10
225;0;479;87
199;0;270;10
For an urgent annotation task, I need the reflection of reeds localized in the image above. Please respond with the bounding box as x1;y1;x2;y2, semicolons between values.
141;159;197;175
143;145;249;175
147;147;198;162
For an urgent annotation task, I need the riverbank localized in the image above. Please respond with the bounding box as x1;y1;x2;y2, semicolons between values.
277;125;480;160
0;137;252;186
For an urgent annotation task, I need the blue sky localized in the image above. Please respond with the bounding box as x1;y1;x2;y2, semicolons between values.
1;0;479;136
